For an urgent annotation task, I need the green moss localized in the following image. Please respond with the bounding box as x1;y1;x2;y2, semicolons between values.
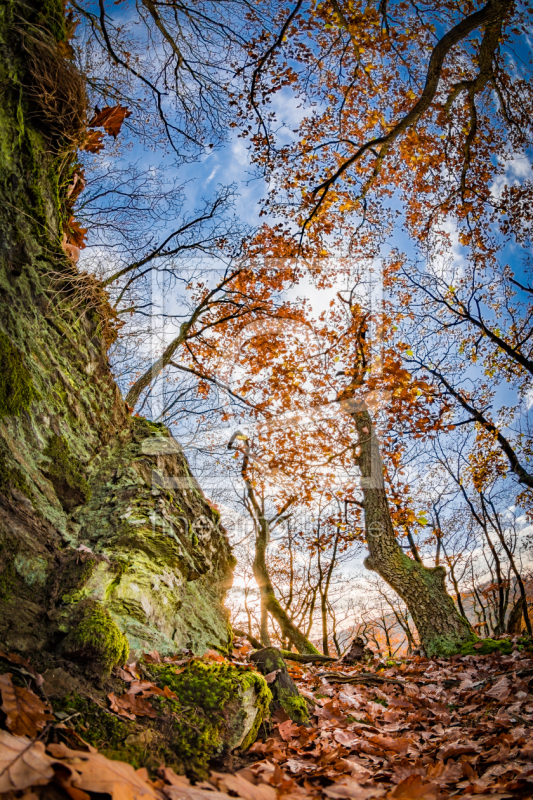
0;449;33;500
0;558;17;603
0;331;39;419
149;660;270;776
64;600;129;676
279;692;309;724
62;558;97;603
52;692;152;767
459;637;514;656
43;434;90;509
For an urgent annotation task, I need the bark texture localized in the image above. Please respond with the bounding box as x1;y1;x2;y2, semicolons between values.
351;405;474;657
0;0;233;669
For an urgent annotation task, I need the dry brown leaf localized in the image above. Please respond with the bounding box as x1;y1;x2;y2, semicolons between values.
89;105;131;138
126;681;163;697
367;734;410;756
323;778;385;799
0;730;58;793
388;774;440;799
264;670;281;684
0;674;54;737
143;651;162;664
108;692;157;720
202;649;226;662
213;771;277;800
47;742;161;800
485;677;511;702
164;787;233;800
82;129;105;153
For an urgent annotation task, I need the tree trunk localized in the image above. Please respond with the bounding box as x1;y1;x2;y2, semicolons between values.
252;516;320;654
351;405;474;657
0;0;234;672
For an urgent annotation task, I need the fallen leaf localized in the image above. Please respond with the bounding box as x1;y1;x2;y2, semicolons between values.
486;677;511;702
0;673;54;737
108;692;157;720
388;774;440;799
213;771;277;800
0;730;58;793
324;777;385;798
264;670;281;684
202;649;226;662
47;742;160;800
143;651;162;664
367;734;410;756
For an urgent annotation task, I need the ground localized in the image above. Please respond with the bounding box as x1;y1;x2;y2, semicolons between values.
1;635;533;800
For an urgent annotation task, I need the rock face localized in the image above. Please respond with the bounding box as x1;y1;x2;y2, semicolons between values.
0;0;234;667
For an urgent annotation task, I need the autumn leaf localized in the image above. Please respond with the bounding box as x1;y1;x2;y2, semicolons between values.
108;692;157;720
47;742;160;800
485;676;511;702
0;730;57;793
388;774;440;799
82;130;105;153
0;673;54;737
65;217;88;249
202;649;226;662
324;778;385;799
89;105;131;138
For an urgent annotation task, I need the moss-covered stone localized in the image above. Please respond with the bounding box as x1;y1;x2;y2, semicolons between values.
149;659;271;776
250;647;309;725
61;600;129;676
0;331;39;419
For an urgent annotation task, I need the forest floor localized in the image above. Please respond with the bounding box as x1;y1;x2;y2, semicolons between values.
1;638;533;800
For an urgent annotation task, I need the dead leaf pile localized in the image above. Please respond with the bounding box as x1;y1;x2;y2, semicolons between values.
1;644;533;800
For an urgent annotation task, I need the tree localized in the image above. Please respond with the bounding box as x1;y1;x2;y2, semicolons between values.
232;0;533;654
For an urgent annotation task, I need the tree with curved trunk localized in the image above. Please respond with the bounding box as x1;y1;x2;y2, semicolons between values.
231;436;320;655
348;403;474;657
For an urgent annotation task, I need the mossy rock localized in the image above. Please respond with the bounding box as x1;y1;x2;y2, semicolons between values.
0;331;39;419
42;434;90;511
150;659;271;776
60;600;129;676
251;647;310;725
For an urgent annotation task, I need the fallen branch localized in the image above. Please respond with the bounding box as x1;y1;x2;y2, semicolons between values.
232;629;263;650
280;651;338;664
318;671;406;687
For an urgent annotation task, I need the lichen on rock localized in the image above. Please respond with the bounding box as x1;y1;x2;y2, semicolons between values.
0;331;39;419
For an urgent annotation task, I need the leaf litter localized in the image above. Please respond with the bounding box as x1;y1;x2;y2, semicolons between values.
0;640;533;800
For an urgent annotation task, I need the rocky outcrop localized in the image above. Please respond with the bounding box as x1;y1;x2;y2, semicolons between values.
0;0;234;667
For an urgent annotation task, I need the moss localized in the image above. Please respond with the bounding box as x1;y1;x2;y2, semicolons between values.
43;433;90;510
52;692;150;765
278;692;309;724
63;600;129;676
149;659;270;776
0;449;33;500
0;331;39;419
0;558;17;603
459;637;514;656
61;558;97;603
427;633;514;658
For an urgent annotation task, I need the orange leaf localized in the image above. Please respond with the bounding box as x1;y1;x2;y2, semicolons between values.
0;673;53;737
89;105;131;138
82;130;105;153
